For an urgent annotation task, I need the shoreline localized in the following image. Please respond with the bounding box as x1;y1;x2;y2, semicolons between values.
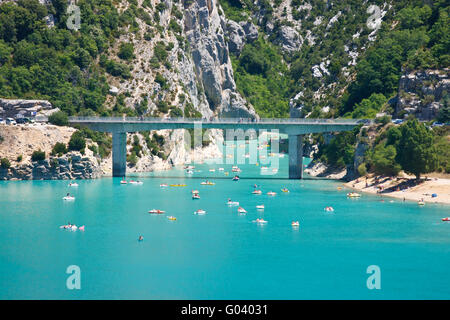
344;175;450;205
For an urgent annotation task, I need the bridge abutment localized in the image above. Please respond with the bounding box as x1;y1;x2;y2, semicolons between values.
112;132;127;177
288;134;303;179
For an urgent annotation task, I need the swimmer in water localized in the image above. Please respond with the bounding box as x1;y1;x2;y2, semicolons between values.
138;235;144;241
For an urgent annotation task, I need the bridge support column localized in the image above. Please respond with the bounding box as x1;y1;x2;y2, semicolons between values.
288;134;303;179
112;132;127;177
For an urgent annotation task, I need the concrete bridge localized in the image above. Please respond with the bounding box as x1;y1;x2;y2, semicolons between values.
68;117;362;179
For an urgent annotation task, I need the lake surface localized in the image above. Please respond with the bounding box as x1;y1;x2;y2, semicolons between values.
0;143;449;299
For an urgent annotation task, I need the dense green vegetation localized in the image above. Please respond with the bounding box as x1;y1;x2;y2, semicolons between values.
31;149;45;161
0;0;138;116
232;37;290;117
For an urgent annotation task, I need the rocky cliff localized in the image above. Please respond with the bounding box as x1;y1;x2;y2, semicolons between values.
395;68;449;120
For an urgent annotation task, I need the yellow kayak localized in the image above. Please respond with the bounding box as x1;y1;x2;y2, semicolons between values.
170;184;186;187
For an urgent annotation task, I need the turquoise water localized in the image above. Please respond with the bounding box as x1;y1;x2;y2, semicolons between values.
0;146;449;299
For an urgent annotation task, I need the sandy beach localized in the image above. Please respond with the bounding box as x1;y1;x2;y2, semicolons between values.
345;175;450;205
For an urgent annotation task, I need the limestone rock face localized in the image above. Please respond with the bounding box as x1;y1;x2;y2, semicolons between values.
396;69;449;120
223;19;258;54
274;26;303;53
0;152;102;181
184;0;256;118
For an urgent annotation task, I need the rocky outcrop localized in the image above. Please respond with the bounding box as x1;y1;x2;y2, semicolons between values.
184;0;256;118
223;19;258;54
273;26;303;52
0;98;56;118
396;68;449;120
0;152;102;180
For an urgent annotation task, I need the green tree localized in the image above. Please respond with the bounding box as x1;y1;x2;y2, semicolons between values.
51;142;68;156
368;143;401;176
48;111;69;126
31;150;45;161
68;131;86;151
396;119;438;179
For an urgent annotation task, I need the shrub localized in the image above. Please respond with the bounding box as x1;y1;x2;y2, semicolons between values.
357;163;367;176
118;43;135;61
16;155;22;162
52;142;68;156
1;157;10;169
48;111;69;126
68;131;86;151
31;150;46;162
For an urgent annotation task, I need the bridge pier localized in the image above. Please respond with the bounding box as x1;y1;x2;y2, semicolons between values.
112;132;127;177
288;134;303;179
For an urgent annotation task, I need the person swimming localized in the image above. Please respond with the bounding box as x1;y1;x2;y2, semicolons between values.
138;235;144;241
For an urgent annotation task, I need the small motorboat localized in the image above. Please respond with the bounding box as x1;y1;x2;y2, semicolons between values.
120;180;127;184
63;196;75;201
227;200;239;206
291;221;300;227
79;225;85;231
256;205;265;209
129;180;143;185
232;176;240;181
191;189;199;194
237;207;247;214
347;192;361;198
192;194;200;200
167;216;177;221
324;206;334;212
267;191;277;196
194;209;206;215
232;166;241;172
148;209;165;214
442;217;450;221
218;168;224;171
418;201;425;206
160;183;168;187
200;181;215;185
272;168;278;173
281;188;289;193
253;218;267;224
209;169;216;172
68;182;78;187
261;166;269;170
252;190;262;195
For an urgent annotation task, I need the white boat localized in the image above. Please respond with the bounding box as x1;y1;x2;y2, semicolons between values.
148;209;165;214
63;196;75;201
129;180;143;185
160;183;168;187
218;168;224;171
200;181;215;185
253;218;267;224
256;205;265;209
291;221;300;227
120;180;127;184
324;206;334;212
267;191;277;196
68;182;78;187
237;207;247;214
252;190;262;195
209;169;216;172
227;200;239;206
194;209;206;215
418;201;425;206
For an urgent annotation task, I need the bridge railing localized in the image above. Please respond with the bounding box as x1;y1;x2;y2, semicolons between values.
68;116;362;125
